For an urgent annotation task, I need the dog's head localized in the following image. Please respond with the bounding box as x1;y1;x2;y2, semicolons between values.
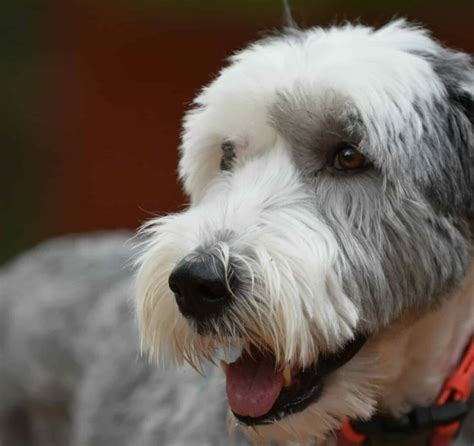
135;20;473;443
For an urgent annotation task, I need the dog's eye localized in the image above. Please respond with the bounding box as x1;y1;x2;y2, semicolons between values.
333;143;368;171
220;141;236;171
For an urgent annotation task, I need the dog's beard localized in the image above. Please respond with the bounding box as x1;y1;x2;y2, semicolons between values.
134;149;382;442
135;239;376;444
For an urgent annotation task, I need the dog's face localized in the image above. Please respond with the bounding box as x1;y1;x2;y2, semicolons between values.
136;21;473;443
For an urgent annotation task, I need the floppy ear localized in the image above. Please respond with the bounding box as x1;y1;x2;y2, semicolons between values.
449;82;474;219
428;47;474;219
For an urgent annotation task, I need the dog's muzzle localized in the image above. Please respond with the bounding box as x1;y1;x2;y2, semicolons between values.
168;250;367;426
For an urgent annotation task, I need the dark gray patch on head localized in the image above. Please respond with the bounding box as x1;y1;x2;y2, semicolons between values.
410;45;474;218
270;88;363;176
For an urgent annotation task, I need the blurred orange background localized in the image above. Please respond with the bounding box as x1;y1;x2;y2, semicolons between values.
2;0;473;264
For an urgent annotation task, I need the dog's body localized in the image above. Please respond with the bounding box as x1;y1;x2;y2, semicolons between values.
0;234;240;446
1;20;473;446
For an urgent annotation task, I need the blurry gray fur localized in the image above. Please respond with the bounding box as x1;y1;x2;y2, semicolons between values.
0;234;251;446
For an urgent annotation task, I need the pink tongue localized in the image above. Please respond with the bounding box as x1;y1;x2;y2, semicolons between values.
226;350;283;418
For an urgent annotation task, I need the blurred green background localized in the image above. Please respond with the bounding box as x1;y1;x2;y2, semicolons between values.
1;0;473;264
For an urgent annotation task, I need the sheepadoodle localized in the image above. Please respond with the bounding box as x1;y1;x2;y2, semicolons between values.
135;19;474;446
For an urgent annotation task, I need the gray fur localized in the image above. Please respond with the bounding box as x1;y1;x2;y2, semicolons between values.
0;234;250;446
417;46;474;217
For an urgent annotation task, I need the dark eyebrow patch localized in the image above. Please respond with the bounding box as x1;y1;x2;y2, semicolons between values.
269;88;363;171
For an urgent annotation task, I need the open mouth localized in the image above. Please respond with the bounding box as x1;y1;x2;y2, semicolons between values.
221;334;367;426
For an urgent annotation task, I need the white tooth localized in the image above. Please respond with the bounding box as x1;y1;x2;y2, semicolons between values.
283;366;292;387
217;345;243;363
220;361;229;376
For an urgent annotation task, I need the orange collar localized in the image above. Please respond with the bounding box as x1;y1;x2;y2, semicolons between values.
338;335;474;446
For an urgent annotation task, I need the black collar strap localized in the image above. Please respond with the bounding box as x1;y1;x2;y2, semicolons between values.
350;400;468;440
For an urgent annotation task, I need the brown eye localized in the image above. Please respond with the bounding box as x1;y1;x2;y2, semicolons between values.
333;143;368;171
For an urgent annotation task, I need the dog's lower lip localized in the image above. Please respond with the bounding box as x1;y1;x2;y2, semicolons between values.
231;334;367;426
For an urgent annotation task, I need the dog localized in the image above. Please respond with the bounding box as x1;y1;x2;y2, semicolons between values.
0;19;472;446
135;19;474;445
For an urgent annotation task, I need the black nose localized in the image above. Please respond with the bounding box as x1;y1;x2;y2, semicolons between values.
168;254;233;320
